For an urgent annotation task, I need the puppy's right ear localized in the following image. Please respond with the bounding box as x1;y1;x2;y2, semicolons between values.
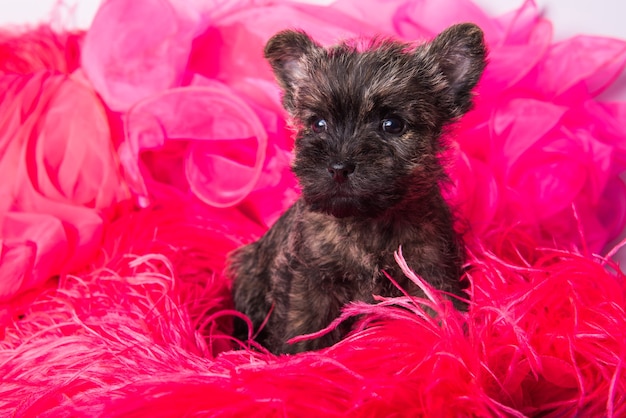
427;23;487;119
264;30;320;110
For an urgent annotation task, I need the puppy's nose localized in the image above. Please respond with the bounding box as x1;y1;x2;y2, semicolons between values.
327;162;355;183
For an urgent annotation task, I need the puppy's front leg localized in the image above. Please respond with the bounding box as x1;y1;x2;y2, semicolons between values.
230;242;274;345
229;205;298;347
276;268;350;354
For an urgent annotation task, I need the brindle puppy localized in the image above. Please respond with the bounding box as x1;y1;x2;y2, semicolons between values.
228;23;487;354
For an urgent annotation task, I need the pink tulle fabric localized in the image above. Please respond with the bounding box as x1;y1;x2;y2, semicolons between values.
1;0;625;416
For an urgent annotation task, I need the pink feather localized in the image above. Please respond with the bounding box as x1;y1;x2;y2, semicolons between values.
0;0;625;416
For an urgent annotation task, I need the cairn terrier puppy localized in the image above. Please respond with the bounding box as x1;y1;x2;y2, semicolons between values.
229;23;487;354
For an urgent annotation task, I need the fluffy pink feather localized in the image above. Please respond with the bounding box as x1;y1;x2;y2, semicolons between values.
1;0;625;416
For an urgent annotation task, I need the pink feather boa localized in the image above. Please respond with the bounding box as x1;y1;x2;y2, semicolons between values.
1;0;625;416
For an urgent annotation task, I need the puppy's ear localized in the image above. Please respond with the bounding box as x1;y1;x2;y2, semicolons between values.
264;30;320;111
427;23;487;118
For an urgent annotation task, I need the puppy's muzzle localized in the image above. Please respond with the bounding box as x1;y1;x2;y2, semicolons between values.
327;161;356;183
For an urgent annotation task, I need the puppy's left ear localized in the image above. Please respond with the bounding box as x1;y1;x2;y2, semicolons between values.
264;30;321;112
428;23;487;118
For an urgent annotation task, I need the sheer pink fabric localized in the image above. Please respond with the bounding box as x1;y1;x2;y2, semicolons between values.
0;70;126;302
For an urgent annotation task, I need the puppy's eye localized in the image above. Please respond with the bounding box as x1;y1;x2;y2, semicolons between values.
381;117;406;135
311;118;328;133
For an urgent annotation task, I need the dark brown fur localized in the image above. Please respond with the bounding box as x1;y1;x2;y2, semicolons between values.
228;23;487;354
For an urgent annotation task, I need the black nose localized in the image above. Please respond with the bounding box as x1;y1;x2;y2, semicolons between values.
327;162;355;183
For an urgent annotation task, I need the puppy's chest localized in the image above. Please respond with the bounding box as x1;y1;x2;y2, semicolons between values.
288;213;400;286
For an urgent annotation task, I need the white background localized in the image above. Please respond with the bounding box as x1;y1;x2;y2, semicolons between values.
1;0;626;41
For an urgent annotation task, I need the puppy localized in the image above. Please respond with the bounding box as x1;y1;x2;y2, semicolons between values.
228;23;487;354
